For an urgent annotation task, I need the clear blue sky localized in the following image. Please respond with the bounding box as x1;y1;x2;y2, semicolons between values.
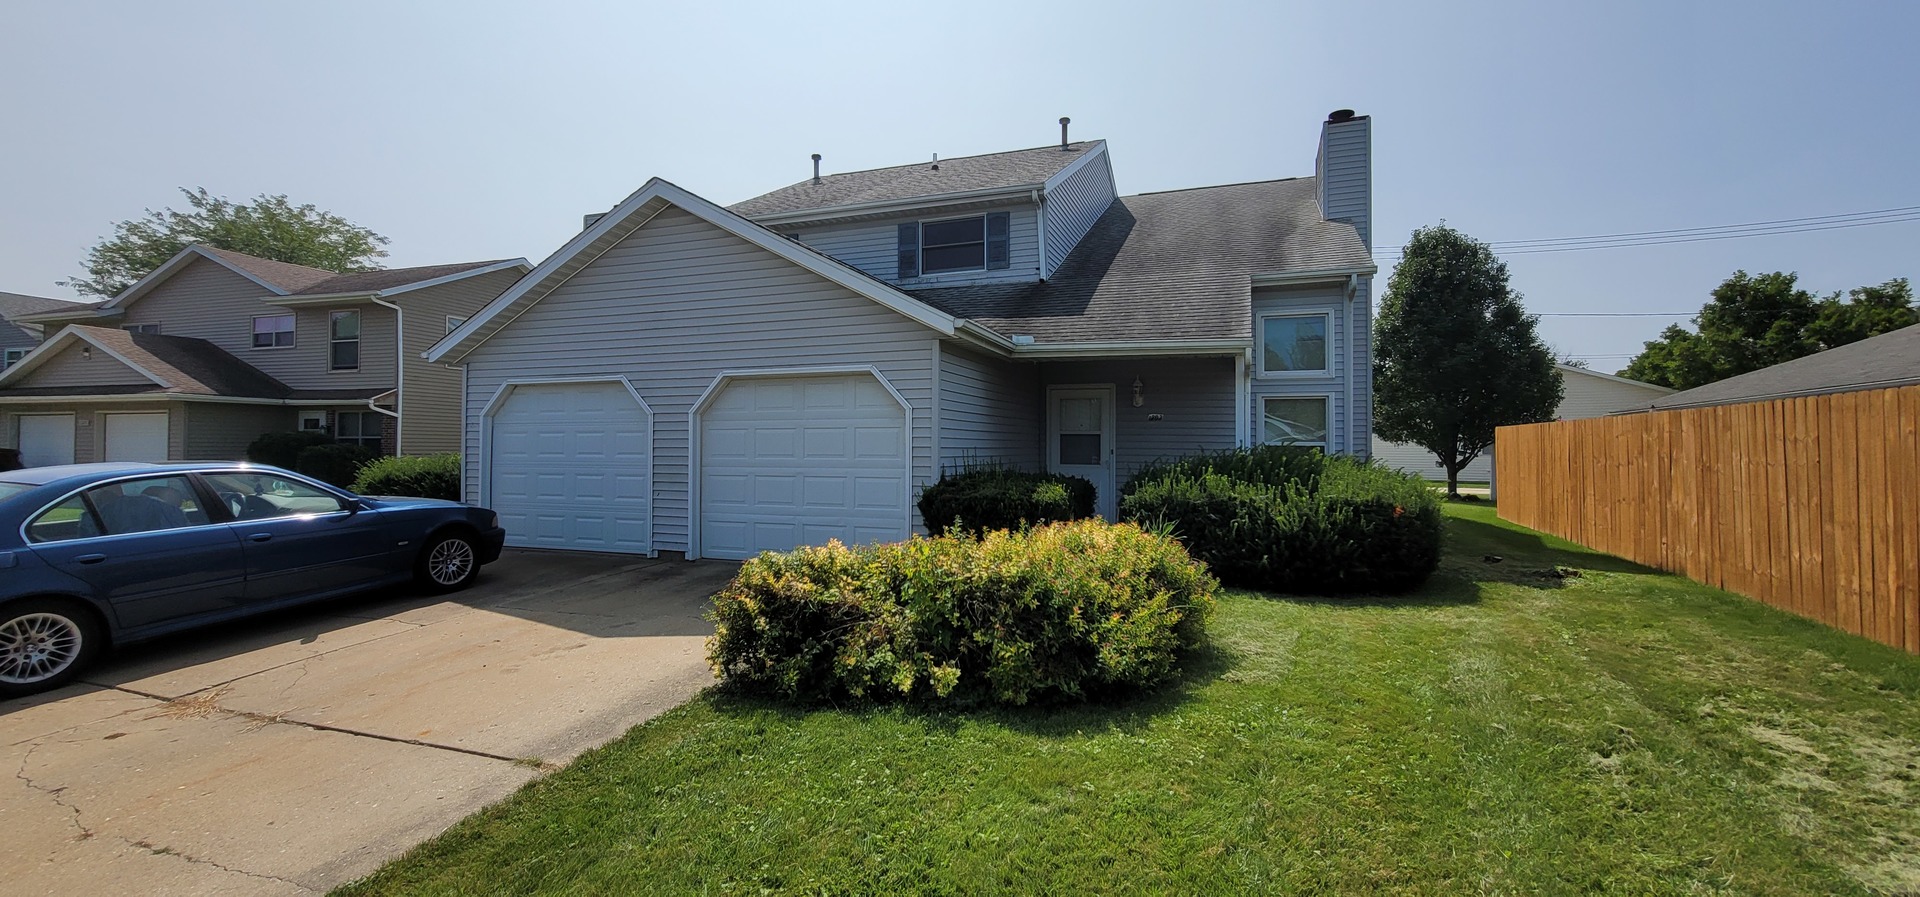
3;1;1915;370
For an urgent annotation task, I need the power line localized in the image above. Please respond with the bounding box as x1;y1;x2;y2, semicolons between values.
1536;312;1692;317
1374;204;1920;258
1492;205;1920;247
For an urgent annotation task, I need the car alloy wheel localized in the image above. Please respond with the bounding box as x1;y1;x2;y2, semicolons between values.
427;537;476;587
0;612;84;686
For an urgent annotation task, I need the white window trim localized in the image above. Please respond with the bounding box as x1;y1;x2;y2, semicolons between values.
298;411;327;432
2;347;26;370
1255;309;1335;379
121;323;162;335
917;213;989;277
251;313;296;350
1260;394;1334;450
328;309;361;372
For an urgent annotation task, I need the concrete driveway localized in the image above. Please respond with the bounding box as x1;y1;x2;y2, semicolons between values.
0;550;736;896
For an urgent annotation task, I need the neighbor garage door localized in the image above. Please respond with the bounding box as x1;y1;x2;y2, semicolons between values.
103;412;169;462
698;372;907;560
488;381;650;553
16;414;76;468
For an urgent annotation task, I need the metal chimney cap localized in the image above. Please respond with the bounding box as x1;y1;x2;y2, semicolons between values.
1328;109;1357;122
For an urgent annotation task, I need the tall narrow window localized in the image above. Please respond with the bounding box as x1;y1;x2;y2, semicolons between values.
253;314;295;348
329;310;360;371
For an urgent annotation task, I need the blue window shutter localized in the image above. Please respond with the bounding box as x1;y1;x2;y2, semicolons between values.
985;212;1010;269
897;223;920;279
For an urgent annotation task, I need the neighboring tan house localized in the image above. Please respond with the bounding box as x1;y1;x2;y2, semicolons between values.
1;291;89;372
0;245;527;468
429;111;1377;559
1371;363;1675;483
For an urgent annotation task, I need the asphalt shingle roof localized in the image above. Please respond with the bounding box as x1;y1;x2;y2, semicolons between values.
906;178;1372;343
729;142;1099;218
1643;322;1920;411
197;247;337;293
0;291;86;321
290;260;517;295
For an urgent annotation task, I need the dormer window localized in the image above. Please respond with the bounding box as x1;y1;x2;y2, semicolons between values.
897;212;1011;278
122;323;161;335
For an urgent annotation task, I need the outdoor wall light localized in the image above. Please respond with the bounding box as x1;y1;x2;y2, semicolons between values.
1132;377;1144;407
80;346;91;360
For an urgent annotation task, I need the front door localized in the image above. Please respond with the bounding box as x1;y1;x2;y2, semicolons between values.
1047;386;1116;519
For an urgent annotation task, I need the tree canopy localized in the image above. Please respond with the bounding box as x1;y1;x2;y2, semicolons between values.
1374;225;1563;495
1620;272;1914;390
63;188;389;297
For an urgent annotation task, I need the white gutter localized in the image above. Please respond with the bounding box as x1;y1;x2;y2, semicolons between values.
1236;347;1252;446
1010;339;1249;359
1251;265;1379;287
369;296;404;452
262;293;379;307
747;184;1044;226
0;394;384;407
1033;188;1048;280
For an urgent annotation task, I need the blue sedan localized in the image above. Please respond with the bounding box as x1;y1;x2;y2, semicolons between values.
0;462;507;697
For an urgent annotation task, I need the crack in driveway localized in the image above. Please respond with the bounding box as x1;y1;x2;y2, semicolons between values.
127;837;318;894
15;741;93;841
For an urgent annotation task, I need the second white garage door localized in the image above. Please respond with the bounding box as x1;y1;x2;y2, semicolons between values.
488;381;651;553
103;412;169;462
698;372;908;560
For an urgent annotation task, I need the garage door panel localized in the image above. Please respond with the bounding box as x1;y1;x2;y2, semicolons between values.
488;382;650;554
103;412;169;462
699;373;908;560
17;415;77;468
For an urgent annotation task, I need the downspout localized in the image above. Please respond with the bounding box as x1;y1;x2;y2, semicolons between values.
1033;188;1048;280
1236;347;1252;447
370;295;403;454
1344;273;1358;456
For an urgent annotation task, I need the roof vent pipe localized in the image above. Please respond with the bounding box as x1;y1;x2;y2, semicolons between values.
931;153;939;171
811;153;822;185
1059;117;1071;149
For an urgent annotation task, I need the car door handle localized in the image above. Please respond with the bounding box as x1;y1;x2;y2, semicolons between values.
247;533;274;543
75;554;107;565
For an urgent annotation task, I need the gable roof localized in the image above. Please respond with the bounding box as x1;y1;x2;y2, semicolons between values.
430;178;961;364
285;259;528;297
729;141;1103;219
908;178;1375;344
0;325;292;398
1638;323;1920;412
101;244;337;311
0;291;85;322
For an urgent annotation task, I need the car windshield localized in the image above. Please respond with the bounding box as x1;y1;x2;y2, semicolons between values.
0;482;30;502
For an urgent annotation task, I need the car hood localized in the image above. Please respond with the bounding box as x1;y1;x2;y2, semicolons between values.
362;496;470;512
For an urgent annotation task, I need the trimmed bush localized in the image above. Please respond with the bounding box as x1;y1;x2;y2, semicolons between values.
353;453;460;500
917;466;1096;535
246;431;334;469
707;519;1217;706
1121;446;1441;595
295;443;378;489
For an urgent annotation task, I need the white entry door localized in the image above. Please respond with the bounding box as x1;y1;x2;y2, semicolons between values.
1048;386;1116;519
487;381;651;553
698;372;908;560
102;412;170;462
17;414;76;468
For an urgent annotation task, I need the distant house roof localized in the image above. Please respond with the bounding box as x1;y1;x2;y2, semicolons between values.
195;246;338;292
1639;323;1920;412
908;178;1374;343
729;142;1102;219
0;291;87;322
288;259;525;296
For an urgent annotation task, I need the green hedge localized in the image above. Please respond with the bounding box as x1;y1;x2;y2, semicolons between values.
1120;446;1441;595
295;443;378;489
707;520;1218;706
916;466;1096;536
353;453;460;500
246;431;334;469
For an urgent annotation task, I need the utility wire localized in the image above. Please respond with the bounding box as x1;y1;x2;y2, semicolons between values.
1374;205;1920;258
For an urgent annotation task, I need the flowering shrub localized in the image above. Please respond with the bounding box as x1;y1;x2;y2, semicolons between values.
706;520;1217;706
1120;446;1441;595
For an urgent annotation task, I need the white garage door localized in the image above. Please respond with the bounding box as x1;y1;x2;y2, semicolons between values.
103;412;170;462
699;372;908;560
17;414;76;468
488;381;650;553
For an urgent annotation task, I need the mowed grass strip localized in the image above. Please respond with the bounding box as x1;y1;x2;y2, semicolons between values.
338;504;1920;896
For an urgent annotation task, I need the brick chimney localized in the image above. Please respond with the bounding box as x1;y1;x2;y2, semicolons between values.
1315;109;1372;251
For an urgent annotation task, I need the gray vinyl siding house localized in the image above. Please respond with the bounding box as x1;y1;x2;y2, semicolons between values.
433;111;1378;561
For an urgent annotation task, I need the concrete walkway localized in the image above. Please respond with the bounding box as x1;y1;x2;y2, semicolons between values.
1;551;736;896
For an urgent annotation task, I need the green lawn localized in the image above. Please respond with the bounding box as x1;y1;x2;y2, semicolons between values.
339;504;1920;896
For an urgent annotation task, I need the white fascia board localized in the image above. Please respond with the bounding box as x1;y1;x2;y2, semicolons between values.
1556;363;1676;393
375;259;533;300
261;293;379;307
103;245;292;311
0;393;370;407
745;185;1044;227
429;179;957;364
1038;140;1110;193
1250;265;1378;287
1010;338;1250;359
0;326;172;389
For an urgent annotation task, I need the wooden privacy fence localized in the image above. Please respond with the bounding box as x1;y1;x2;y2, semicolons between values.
1495;384;1920;654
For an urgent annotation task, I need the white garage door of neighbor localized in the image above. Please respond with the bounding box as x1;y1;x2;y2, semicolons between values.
488;381;651;553
102;412;170;462
699;373;908;560
17;414;77;468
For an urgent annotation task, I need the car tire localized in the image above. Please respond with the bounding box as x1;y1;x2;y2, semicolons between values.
416;530;481;593
0;598;104;699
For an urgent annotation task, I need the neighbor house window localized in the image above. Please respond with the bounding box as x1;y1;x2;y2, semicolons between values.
329;310;360;370
1;347;25;370
1259;313;1330;375
252;314;295;348
121;323;162;335
1262;396;1330;449
334;411;382;450
445;315;467;335
298;411;327;432
897;212;1010;278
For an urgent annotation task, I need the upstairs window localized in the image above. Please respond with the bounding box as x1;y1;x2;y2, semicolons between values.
1259;312;1331;375
2;347;25;370
253;314;295;348
122;323;161;335
329;310;360;371
897;212;1011;278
